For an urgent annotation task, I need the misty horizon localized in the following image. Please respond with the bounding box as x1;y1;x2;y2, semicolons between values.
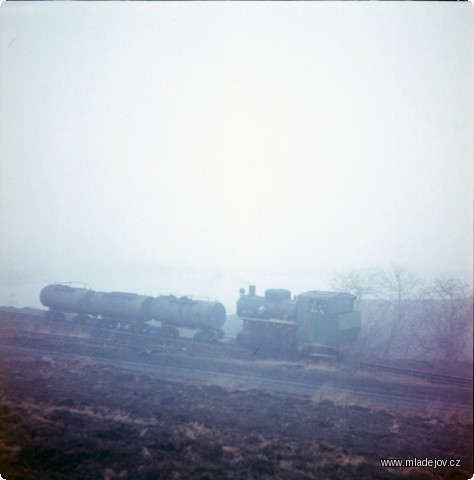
1;2;473;311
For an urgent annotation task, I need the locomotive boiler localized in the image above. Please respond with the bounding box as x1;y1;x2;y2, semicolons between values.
236;285;361;356
40;284;226;341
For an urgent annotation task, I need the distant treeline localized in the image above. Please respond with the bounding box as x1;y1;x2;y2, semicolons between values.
332;266;473;363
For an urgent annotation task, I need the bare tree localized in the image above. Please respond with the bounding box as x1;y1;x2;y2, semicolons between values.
331;268;380;309
416;278;473;362
376;265;424;358
332;265;424;359
332;266;472;362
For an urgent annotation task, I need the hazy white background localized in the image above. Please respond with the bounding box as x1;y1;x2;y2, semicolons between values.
0;2;473;311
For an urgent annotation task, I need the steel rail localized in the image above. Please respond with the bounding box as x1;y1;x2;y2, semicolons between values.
1;308;472;388
358;362;473;387
0;342;472;420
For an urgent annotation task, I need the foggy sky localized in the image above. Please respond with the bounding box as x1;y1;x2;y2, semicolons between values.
0;2;473;306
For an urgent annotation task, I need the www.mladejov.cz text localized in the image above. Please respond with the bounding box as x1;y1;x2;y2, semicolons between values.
380;457;462;469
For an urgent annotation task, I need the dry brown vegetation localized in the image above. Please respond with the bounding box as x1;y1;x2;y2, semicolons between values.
0;353;472;480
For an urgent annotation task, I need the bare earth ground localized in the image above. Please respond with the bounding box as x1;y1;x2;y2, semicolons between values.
0;352;472;480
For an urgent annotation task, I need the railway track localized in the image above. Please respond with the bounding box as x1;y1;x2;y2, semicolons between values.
0;307;472;389
1;313;471;480
358;362;473;387
1;333;472;420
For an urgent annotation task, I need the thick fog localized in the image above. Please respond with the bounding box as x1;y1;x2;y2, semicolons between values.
0;2;473;311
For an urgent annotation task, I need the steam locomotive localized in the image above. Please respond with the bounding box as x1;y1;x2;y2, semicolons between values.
39;283;361;354
236;285;361;355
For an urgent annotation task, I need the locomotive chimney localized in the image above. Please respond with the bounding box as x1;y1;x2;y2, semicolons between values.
249;285;256;296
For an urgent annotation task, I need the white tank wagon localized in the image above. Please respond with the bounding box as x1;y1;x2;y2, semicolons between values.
39;284;226;341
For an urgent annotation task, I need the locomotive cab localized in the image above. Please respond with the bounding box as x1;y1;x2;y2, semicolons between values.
236;285;361;356
295;291;361;354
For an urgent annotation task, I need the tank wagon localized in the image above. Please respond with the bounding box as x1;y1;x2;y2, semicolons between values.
40;284;226;341
236;285;361;356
